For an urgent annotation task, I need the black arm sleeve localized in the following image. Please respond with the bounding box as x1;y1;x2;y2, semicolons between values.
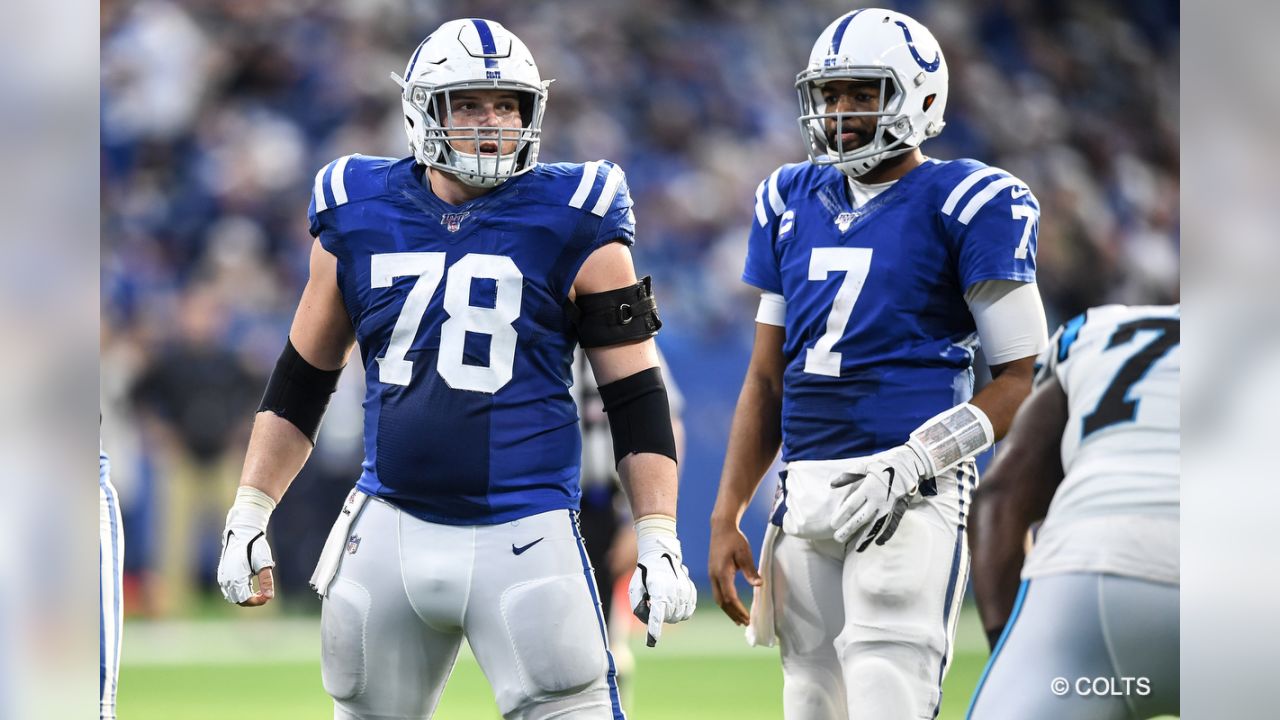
597;367;677;465
257;339;343;445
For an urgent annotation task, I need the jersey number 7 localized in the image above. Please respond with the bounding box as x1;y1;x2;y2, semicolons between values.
803;247;874;377
371;252;523;394
1081;317;1179;437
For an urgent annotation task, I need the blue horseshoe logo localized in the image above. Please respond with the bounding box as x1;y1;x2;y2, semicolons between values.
894;21;940;72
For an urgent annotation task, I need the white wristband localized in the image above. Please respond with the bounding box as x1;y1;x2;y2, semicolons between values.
907;403;995;477
229;486;277;531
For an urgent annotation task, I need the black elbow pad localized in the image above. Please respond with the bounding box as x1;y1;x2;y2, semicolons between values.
257;339;343;445
597;367;677;465
571;276;662;348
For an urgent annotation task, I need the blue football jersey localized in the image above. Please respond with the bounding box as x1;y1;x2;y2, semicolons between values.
743;158;1039;461
309;155;636;524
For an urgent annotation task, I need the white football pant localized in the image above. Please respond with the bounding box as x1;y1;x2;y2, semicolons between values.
99;454;124;720
766;461;975;720
319;497;623;719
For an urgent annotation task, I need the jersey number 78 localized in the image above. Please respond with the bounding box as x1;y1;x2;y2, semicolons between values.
371;252;523;394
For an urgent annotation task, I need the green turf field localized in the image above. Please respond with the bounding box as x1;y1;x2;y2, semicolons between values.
119;604;990;719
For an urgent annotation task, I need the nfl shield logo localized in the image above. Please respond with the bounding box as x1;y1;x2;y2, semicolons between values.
441;211;471;232
346;534;361;555
835;211;858;232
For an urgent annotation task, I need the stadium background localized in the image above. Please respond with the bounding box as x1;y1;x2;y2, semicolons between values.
100;0;1178;716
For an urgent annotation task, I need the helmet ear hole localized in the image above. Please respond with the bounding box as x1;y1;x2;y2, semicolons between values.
922;93;936;112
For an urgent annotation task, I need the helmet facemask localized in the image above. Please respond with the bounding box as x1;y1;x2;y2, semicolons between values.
395;75;548;188
797;65;916;178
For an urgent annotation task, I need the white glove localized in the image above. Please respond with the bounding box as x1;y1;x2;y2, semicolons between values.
830;443;928;549
832;403;996;550
217;486;277;605
628;515;697;647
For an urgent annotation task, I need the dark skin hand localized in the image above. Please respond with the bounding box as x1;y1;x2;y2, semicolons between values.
968;374;1069;649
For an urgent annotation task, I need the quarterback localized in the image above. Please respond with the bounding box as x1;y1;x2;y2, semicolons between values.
968;305;1180;719
708;9;1048;719
215;19;695;720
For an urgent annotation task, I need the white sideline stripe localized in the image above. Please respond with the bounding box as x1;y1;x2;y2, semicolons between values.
569;160;603;209
957;176;1026;225
590;164;625;216
754;181;768;225
942;167;1003;216
766;168;785;215
312;163;330;212
330;154;354;206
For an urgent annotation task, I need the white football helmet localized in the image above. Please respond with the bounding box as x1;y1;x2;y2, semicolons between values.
392;19;550;188
797;9;948;177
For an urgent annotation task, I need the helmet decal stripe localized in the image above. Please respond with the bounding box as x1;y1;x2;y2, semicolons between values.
894;20;941;72
471;19;499;69
828;9;865;56
405;36;431;78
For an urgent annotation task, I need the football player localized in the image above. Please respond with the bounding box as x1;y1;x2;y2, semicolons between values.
967;305;1180;719
99;440;124;720
707;9;1049;719
215;19;695;720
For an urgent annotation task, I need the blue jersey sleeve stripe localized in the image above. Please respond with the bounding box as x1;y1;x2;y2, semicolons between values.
312;161;333;212
568;160;603;209
956;176;1030;225
754;180;769;226
941;167;1003;216
766;167;786;215
320;160;340;211
590;163;626;216
330;155;356;206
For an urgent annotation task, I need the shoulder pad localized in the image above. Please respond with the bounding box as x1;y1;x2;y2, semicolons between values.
937;159;1037;226
753;162;809;227
548;159;629;217
310;155;396;213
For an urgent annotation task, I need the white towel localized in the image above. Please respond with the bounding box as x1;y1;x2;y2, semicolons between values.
309;488;369;597
745;521;782;648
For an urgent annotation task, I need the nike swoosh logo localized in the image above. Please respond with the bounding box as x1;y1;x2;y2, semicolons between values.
884;467;895;500
1010;186;1029;199
512;538;544;555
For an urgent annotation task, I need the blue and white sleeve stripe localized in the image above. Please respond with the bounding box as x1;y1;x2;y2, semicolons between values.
942;167;1035;226
311;154;358;213
568;161;627;217
753;168;788;227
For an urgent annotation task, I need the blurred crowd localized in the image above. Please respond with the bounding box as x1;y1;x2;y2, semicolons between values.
100;0;1179;615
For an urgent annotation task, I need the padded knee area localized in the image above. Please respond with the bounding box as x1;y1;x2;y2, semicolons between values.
781;665;845;720
839;644;935;719
322;578;371;701
504;689;613;720
501;574;607;697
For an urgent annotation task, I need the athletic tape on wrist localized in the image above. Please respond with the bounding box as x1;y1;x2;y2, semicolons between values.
231;486;277;530
908;403;995;477
634;514;677;539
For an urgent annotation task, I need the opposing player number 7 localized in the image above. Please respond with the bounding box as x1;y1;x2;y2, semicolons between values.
803;247;873;377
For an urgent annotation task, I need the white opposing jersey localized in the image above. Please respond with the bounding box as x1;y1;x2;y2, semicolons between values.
1022;304;1180;585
